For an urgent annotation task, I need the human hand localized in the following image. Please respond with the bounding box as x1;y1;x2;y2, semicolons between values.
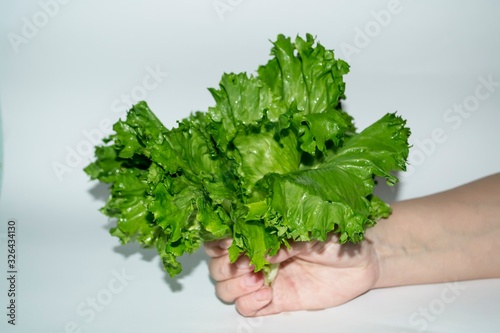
204;234;380;317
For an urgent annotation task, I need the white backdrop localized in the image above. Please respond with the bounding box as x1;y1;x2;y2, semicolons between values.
1;1;499;332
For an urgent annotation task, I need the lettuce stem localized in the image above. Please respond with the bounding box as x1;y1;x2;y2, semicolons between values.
263;263;280;286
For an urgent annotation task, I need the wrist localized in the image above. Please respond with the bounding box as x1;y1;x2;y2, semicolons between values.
365;221;394;289
365;202;422;289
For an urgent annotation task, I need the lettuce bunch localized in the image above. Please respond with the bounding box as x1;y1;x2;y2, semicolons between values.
85;34;410;278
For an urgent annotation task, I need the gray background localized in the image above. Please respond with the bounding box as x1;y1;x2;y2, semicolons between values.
1;0;499;332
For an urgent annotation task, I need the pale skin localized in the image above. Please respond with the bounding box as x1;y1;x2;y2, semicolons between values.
204;173;500;317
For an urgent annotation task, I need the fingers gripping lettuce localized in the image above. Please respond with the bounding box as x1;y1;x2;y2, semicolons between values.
85;34;410;282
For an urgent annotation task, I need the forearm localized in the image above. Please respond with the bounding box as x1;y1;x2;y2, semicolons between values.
369;173;500;289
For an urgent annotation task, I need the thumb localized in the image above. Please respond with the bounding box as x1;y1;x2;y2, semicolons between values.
266;233;341;264
266;239;320;264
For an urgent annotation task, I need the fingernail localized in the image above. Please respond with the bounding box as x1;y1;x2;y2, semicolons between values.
220;238;232;249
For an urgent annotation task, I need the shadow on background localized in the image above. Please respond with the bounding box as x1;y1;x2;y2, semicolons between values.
112;241;210;292
87;181;110;203
373;175;401;204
